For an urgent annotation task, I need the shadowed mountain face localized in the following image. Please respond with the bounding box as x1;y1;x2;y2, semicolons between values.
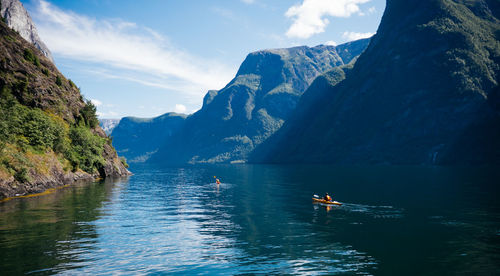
149;40;370;164
1;0;53;62
111;113;186;163
251;0;500;165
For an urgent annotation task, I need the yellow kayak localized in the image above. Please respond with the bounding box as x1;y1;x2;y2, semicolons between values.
312;198;342;205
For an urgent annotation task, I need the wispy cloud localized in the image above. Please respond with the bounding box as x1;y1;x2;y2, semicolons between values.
90;99;102;107
79;66;204;96
211;7;238;21
358;6;376;16
342;31;374;41
241;0;255;4
33;0;233;97
96;110;119;118
285;0;371;39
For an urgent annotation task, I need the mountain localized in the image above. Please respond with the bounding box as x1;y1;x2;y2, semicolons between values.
0;19;128;199
110;113;187;163
148;40;370;164
251;0;500;165
1;0;53;62
100;118;120;135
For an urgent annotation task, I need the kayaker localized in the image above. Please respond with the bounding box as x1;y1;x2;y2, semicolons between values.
216;178;221;185
323;193;332;202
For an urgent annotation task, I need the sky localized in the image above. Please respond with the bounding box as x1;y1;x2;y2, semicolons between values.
21;0;386;119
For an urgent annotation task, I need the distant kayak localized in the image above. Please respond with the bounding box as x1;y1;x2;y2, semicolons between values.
312;198;342;206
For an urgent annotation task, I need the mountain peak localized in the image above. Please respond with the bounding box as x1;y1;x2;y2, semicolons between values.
1;0;53;62
144;39;370;164
236;39;370;79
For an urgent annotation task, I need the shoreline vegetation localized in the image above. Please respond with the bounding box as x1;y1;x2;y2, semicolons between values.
0;17;129;200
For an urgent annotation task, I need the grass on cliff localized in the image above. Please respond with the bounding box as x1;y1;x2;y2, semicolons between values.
0;85;108;181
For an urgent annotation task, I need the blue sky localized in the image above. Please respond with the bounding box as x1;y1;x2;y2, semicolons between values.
22;0;385;118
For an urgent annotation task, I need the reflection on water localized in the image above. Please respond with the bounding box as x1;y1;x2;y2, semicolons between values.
0;178;127;274
0;164;499;275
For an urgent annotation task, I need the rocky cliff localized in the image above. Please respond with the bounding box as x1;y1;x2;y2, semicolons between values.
1;0;53;62
251;0;500;165
0;19;128;199
149;40;370;164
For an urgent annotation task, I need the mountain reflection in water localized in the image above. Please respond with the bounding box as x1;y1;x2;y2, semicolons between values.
0;164;498;275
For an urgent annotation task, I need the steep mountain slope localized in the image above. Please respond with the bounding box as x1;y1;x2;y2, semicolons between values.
150;40;370;164
1;0;53;62
252;0;500;165
0;19;128;199
111;113;187;163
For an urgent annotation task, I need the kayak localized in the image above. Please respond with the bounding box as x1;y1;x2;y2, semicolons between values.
312;198;342;206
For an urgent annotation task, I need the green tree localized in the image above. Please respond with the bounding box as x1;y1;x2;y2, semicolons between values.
23;49;40;67
66;126;106;173
80;100;99;128
55;75;63;86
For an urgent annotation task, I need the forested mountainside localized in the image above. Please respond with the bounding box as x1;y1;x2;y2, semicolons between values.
0;20;128;199
149;39;369;164
111;113;186;163
251;0;500;165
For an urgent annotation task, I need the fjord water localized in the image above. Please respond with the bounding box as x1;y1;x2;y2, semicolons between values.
0;165;498;275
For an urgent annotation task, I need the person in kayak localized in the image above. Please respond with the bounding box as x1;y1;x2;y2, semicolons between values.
216;178;221;185
323;193;332;202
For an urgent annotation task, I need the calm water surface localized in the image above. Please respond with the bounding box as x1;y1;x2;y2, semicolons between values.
0;164;499;275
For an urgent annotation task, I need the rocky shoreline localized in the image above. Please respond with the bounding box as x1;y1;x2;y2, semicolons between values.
0;168;90;200
0;168;130;200
0;137;131;200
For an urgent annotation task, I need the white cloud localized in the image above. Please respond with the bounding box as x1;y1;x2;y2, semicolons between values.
358;6;376;16
342;31;374;41
285;0;371;39
325;40;337;46
90;99;102;107
96;110;119;118
174;104;187;113
33;1;233;98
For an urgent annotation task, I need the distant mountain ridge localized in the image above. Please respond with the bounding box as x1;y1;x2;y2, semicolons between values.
1;0;53;62
251;0;500;165
100;118;120;135
111;113;187;163
147;39;370;164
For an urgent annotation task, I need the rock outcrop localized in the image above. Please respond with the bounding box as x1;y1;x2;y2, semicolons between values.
1;0;53;62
